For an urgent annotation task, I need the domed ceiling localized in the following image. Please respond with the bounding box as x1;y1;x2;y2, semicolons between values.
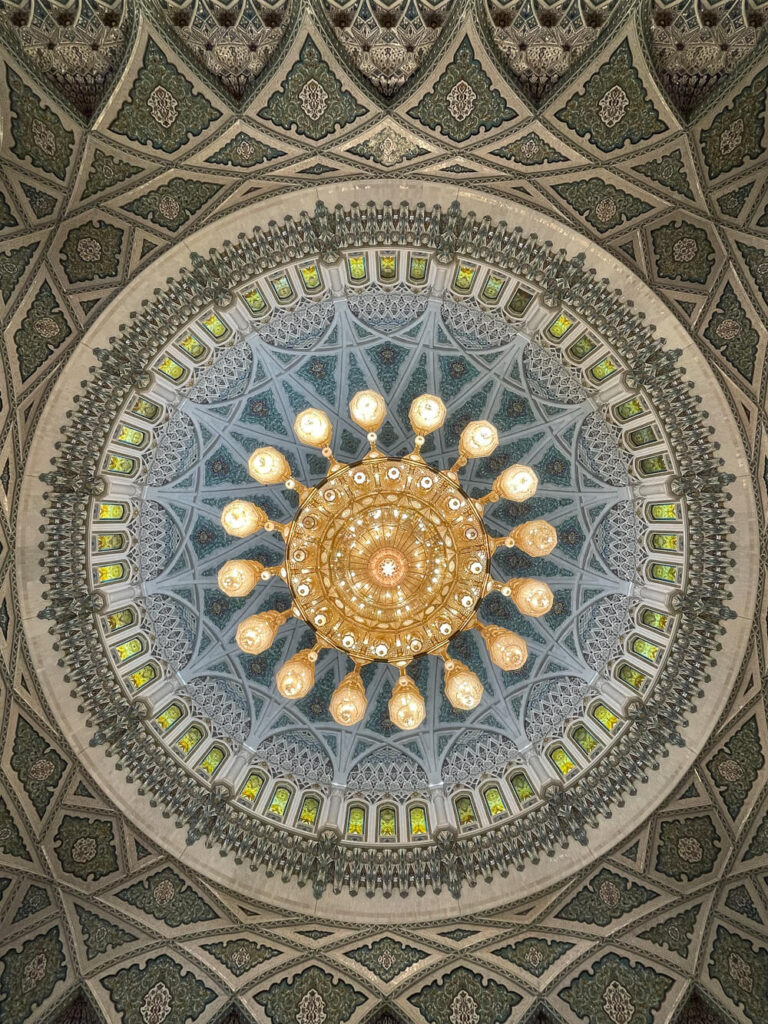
1;1;767;1023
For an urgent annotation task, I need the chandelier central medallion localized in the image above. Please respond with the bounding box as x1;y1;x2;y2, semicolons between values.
218;391;557;731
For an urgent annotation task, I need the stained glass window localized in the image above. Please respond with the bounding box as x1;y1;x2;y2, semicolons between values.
156;357;186;381
96;502;126;521
176;726;203;757
639;454;669;476
572;726;602;755
615;397;645;421
548;314;573;339
409;255;428;282
114;637;144;663
453;263;477;292
300;263;322;291
506;286;534;316
243;286;267;315
632;637;661;662
104;608;135;633
131;397;160;420
550;746;577;776
510;772;535;805
618;663;646;689
298;795;320;828
116;425;146;448
239;772;264;803
178;334;207;359
589;356;618;382
94;533;124;552
649;503;681;521
269;274;294;301
593;704;619;732
649;563;680;583
409;806;428;839
378;253;397;280
484;786;508;818
481;272;506;301
455;795;477;827
94;563;125;584
566;335;597;362
346;805;366;838
642;609;670;632
378;806;397;840
201;314;227;338
268;786;292;817
628;425;658;448
155;704;182;731
347;254;367;281
129;663;158;689
651;533;681;551
198;746;225;776
105;454;135;475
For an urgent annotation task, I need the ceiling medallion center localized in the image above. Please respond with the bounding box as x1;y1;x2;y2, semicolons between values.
218;390;558;731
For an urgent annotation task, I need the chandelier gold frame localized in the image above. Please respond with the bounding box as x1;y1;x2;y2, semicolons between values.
217;391;557;731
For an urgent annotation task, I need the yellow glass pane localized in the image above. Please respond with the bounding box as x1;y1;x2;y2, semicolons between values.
573;726;601;754
347;255;367;280
97;503;126;521
590;357;618;381
116;425;146;447
507;286;534;316
244;287;267;313
96;534;123;552
129;663;157;689
593;704;619;732
96;564;124;583
640;455;668;476
300;264;321;290
179;335;206;359
409;807;428;837
651;533;680;551
548;314;573;339
347;806;365;836
616;397;645;421
649;503;680;521
551;747;576;775
156;704;181;731
650;563;679;583
157;357;185;381
454;263;476;291
632;637;660;662
239;773;264;802
299;796;320;827
618;663;646;689
378;807;396;838
115;638;143;662
378;254;397;279
176;727;203;756
409;256;427;281
201;314;227;337
484;787;507;817
511;773;534;804
131;397;159;420
455;796;476;826
105;608;134;632
567;335;597;362
199;747;225;775
268;787;291;817
270;274;294;300
106;454;135;475
482;273;506;300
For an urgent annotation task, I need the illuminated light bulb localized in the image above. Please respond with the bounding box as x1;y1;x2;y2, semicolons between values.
235;611;286;655
294;408;333;448
508;578;554;617
217;559;263;597
409;394;446;436
443;658;484;711
388;671;426;730
248;446;291;485
330;670;367;725
349;390;387;432
276;648;317;700
480;624;528;671
510;520;558;557
459;420;499;459
496;464;538;502
220;500;268;538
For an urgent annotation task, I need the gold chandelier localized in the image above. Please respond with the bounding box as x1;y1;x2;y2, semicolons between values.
217;392;557;731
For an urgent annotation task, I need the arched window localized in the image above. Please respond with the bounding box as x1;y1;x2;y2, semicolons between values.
377;805;397;841
454;795;477;830
93;562;126;585
592;703;620;734
198;745;226;777
105;454;137;476
483;785;508;820
617;663;647;690
128;661;159;690
267;785;293;819
200;313;228;339
155;703;183;732
112;636;145;664
549;745;577;777
571;725;602;757
509;772;536;807
346;805;366;839
238;772;265;804
297;795;321;830
175;726;203;758
103;608;135;633
95;502;127;522
408;805;429;840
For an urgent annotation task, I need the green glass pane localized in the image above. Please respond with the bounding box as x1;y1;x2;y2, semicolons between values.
300;264;322;291
566;335;596;362
199;747;225;776
95;563;124;584
106;454;135;475
378;807;397;838
347;255;367;280
640;455;668;476
548;314;573;338
454;263;476;291
649;503;681;521
95;533;124;552
593;704;619;731
507;286;533;316
618;663;646;689
409;256;427;281
409;806;428;838
156;704;181;731
642;609;670;632
131;397;160;420
615;397;645;421
116;425;146;447
484;787;507;817
378;254;397;279
239;773;264;802
550;747;576;775
243;287;267;314
114;637;143;662
105;608;134;632
628;425;657;447
269;274;294;300
298;796;320;827
176;727;202;756
632;637;661;662
482;273;506;300
157;357;185;381
590;356;618;381
511;773;534;804
268;787;291;817
97;502;126;521
650;563;680;583
347;806;365;836
572;726;601;755
455;796;476;826
651;533;681;551
129;663;157;689
179;335;207;359
201;314;227;337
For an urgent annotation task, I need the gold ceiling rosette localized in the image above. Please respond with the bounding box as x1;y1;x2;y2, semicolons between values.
218;391;557;730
